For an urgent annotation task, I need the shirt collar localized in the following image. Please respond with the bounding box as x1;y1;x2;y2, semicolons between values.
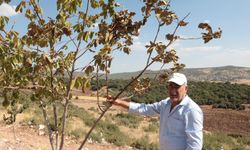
178;95;189;106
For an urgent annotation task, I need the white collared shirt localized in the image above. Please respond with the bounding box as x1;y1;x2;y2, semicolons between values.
129;95;203;150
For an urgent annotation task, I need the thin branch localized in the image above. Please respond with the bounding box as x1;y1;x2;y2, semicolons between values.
59;0;91;149
1;85;45;90
78;59;155;149
78;11;192;150
81;58;95;71
178;37;202;40
105;59;109;99
96;66;105;112
10;20;16;31
40;100;55;150
57;37;76;52
165;13;191;48
79;3;192;150
75;47;95;61
69;35;79;50
30;1;43;22
53;104;59;150
154;63;165;80
146;18;162;65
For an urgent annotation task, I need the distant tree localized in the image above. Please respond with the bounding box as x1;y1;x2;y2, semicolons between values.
0;0;221;149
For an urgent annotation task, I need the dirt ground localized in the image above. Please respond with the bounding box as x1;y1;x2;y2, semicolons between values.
0;96;136;150
202;105;250;136
0;122;135;150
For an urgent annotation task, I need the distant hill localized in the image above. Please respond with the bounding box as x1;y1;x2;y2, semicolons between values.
107;66;250;83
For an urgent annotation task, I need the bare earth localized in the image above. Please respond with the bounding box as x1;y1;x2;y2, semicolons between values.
0;122;134;150
0;101;250;149
202;105;250;136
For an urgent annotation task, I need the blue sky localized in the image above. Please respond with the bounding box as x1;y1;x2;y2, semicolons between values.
1;0;250;73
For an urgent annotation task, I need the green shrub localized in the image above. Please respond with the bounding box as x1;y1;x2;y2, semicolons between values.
69;128;85;139
67;104;95;127
89;132;102;143
203;132;250;150
88;107;97;111
96;120;131;146
131;136;159;150
143;123;159;133
231;147;246;150
114;112;142;128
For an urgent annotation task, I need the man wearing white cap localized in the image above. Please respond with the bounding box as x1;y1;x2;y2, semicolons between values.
109;73;203;150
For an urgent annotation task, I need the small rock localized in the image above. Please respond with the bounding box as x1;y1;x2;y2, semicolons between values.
39;124;46;130
38;130;45;136
38;124;46;136
87;138;93;144
8;147;13;150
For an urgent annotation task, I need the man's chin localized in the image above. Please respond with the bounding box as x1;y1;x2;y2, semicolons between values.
170;97;178;102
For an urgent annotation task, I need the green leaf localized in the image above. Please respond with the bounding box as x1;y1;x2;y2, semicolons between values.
83;32;90;42
70;79;76;90
0;16;9;30
84;79;91;89
77;32;84;41
74;76;82;89
25;9;33;19
15;1;26;13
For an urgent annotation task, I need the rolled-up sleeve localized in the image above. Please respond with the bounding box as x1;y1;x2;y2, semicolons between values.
129;101;165;116
185;109;203;150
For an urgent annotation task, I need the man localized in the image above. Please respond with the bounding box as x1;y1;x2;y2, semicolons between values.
110;73;203;150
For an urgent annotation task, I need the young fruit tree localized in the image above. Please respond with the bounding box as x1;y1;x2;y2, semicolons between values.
0;0;221;150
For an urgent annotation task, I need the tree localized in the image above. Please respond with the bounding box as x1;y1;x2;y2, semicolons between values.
0;0;221;149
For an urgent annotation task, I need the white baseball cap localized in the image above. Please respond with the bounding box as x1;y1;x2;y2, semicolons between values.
168;73;187;85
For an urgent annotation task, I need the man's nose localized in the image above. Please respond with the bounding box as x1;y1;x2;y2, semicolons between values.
170;88;177;93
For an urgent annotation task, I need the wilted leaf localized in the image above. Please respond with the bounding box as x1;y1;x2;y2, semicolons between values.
123;47;130;54
85;66;94;75
62;26;72;36
202;33;213;43
179;20;188;27
213;29;222;39
198;23;212;34
158;0;168;6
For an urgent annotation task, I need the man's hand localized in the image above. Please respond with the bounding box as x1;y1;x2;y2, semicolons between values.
106;95;131;110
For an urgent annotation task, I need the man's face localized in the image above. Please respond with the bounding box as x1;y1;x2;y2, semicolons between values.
168;82;187;104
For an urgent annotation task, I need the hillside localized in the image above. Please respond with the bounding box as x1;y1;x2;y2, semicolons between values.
182;66;250;82
107;66;250;83
1;98;250;150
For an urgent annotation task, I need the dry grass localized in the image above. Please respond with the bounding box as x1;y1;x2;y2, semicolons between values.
1;94;250;149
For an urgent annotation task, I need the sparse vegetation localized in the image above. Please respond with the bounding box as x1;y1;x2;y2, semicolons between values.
1;75;250;149
96;120;131;146
143;122;159;133
69;128;85;139
1;94;250;149
131;135;159;150
114;112;143;128
203;132;250;150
